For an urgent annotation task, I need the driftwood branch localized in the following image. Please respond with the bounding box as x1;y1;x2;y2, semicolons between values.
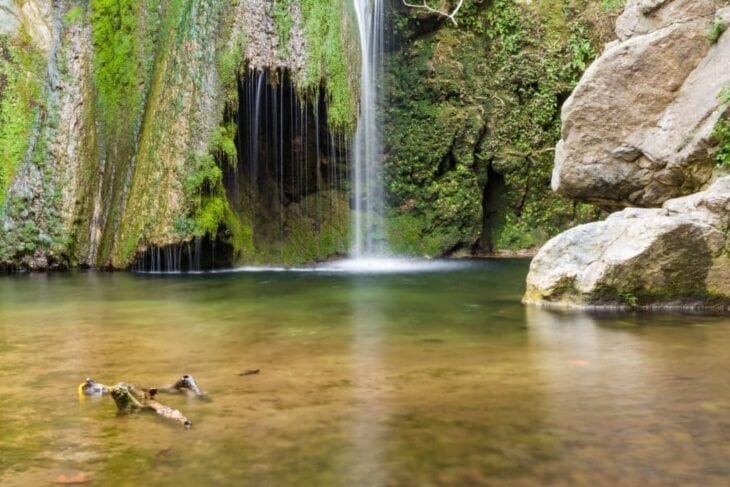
402;0;464;26
111;383;192;429
80;375;208;429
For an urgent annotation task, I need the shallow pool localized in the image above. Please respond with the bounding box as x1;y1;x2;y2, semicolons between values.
1;259;729;485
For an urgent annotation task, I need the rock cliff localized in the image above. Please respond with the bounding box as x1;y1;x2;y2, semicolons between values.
553;0;730;208
526;0;730;311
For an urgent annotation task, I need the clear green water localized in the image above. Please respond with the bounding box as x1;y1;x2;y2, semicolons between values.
1;259;730;486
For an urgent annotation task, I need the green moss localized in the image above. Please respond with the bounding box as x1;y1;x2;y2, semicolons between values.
0;31;45;208
384;0;605;256
714;118;730;168
210;124;238;163
708;17;727;44
89;0;145;135
387;212;467;257
64;6;85;25
217;33;245;104
178;143;254;259
599;0;625;13
90;0;168;266
300;0;357;132
272;0;294;54
252;191;350;264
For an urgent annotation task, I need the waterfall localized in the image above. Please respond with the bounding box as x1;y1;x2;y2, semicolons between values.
352;0;386;258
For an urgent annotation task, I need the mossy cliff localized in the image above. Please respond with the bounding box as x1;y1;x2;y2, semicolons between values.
0;0;618;270
0;0;358;270
383;0;620;256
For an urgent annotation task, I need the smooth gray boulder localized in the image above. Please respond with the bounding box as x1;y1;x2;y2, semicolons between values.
553;0;730;208
524;177;730;311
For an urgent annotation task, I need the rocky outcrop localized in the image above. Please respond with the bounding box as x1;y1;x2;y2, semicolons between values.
524;177;729;311
553;0;730;208
527;0;730;311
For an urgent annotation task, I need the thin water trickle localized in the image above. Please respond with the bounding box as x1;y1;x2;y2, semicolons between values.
352;0;386;258
251;70;265;185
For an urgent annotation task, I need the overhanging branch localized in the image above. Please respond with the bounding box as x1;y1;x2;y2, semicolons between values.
402;0;465;26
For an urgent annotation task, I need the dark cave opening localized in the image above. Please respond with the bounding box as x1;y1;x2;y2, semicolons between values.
132;233;234;273
478;163;507;255
222;67;349;253
225;68;346;209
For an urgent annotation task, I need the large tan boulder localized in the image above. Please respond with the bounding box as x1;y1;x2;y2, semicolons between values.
524;177;730;311
553;0;730;208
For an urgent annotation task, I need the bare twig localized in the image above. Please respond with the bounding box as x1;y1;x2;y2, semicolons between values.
402;0;465;26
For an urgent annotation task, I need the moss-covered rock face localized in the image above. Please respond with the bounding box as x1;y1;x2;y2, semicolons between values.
0;0;358;271
383;0;615;256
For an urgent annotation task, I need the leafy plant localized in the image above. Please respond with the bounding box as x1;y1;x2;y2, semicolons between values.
621;292;639;308
568;25;596;72
714;118;730;168
712;86;730;168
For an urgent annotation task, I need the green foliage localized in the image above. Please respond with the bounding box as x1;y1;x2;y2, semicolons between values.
179;139;254;258
708;17;727;44
89;0;144;135
621;292;639;308
384;0;605;256
600;0;625;13
264;192;350;264
64;6;85;25
300;0;357;132
0;31;45;208
272;0;294;53
568;25;596;73
217;33;245;103
387;211;470;257
714;118;730;168
714;86;730;168
721;86;730;103
210;124;238;163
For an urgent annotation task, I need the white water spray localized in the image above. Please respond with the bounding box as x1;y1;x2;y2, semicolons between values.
352;0;385;258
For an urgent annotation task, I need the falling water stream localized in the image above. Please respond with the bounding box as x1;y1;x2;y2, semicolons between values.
352;0;385;258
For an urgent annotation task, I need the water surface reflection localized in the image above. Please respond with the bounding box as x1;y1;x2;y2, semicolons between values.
1;261;729;485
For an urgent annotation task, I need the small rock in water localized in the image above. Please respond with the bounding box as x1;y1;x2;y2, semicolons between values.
52;472;91;484
239;369;260;376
